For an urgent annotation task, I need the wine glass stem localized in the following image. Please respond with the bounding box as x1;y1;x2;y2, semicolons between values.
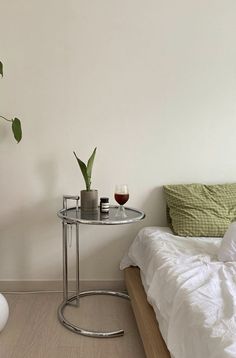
116;205;127;218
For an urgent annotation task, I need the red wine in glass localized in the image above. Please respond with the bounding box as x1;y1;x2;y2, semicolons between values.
114;185;129;218
114;193;129;205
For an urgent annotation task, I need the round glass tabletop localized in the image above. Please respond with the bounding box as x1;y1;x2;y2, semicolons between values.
57;205;145;225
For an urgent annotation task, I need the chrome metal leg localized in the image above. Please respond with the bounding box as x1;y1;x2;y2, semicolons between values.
62;221;68;302
75;222;80;306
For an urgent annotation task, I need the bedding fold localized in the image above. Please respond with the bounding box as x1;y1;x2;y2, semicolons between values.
121;227;236;358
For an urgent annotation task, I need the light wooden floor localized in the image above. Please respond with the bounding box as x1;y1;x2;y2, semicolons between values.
0;293;146;358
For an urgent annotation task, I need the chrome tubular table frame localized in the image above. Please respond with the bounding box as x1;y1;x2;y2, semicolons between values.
57;196;145;338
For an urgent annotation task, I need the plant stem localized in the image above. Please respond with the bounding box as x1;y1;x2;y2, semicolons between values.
0;115;12;123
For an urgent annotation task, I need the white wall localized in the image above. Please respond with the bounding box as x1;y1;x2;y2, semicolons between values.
0;0;236;281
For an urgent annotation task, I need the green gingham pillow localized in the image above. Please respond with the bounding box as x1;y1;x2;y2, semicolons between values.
163;183;236;237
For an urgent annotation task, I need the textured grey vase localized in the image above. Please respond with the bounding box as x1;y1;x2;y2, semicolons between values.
80;190;98;212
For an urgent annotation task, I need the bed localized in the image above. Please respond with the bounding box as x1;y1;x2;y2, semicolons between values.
124;266;170;358
121;226;236;358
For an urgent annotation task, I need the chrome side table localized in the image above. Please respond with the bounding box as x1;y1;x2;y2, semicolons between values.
57;196;145;338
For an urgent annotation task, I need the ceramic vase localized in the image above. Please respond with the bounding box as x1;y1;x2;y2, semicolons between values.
80;190;98;212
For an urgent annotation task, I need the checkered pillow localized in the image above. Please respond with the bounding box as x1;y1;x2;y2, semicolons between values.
164;183;236;237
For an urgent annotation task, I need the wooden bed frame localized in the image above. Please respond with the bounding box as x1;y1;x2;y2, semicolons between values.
124;267;171;358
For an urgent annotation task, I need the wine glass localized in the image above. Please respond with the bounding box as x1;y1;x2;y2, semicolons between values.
114;184;129;218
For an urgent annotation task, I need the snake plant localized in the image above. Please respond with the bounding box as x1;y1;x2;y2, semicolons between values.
73;147;97;191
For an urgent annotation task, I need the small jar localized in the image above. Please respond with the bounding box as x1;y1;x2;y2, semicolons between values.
100;197;109;213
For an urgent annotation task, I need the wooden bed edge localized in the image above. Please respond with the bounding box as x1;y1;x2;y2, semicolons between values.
124;267;171;358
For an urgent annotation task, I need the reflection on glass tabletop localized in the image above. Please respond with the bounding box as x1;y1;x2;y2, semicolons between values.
57;205;145;225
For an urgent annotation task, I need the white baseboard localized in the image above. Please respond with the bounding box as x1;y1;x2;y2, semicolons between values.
0;280;125;292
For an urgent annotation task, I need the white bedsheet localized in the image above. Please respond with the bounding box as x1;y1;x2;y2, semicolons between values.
120;227;236;358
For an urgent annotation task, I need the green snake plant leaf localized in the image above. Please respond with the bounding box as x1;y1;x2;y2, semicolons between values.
73;151;90;190
87;147;97;184
0;61;3;77
12;117;22;143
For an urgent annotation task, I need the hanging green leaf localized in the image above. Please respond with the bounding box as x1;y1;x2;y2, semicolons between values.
12;117;22;143
87;147;97;182
0;61;23;143
0;61;3;77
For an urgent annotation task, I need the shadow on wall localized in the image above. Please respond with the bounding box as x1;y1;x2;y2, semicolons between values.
0;197;62;280
0;159;62;279
0;125;8;142
36;159;59;198
78;223;142;280
140;186;168;227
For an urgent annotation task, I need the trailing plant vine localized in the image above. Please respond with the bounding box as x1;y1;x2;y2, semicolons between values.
0;61;22;143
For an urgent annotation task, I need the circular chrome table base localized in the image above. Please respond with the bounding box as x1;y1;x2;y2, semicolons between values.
58;290;130;338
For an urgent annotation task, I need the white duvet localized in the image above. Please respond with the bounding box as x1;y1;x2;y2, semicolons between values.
120;227;236;358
